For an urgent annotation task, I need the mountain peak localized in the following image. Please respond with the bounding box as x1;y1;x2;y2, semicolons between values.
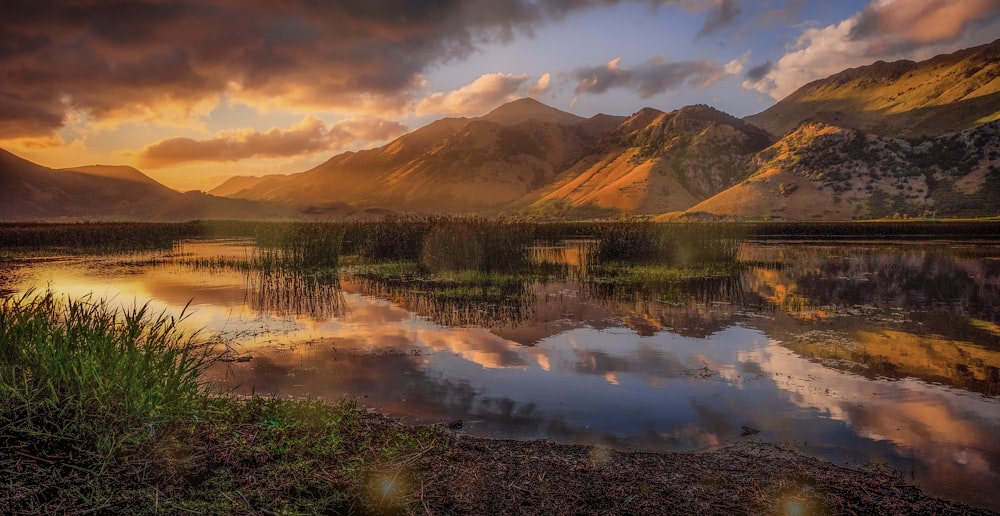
62;164;170;190
480;98;586;126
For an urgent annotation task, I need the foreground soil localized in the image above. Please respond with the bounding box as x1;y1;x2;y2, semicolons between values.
408;430;987;515
4;407;991;515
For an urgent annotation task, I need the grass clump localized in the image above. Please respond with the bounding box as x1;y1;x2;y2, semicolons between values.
0;290;449;514
0;290;214;458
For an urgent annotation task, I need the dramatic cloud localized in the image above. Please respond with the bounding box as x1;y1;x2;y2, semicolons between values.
573;56;735;99
744;0;1000;99
0;0;682;140
416;73;536;116
137;116;407;168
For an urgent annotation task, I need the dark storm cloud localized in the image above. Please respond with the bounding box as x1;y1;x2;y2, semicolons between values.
696;0;742;38
744;61;772;82
573;57;724;98
0;0;675;139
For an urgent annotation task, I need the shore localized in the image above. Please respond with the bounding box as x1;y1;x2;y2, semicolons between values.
371;417;988;515
5;405;989;515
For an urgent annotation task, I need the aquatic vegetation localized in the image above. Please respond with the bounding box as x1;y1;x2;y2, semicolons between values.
0;290;216;458
0;290;449;513
587;221;747;265
0;221;203;253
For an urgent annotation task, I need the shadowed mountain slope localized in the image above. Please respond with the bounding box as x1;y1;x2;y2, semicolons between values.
746;39;1000;138
520;104;774;217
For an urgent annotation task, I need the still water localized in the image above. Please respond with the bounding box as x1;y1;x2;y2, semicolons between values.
3;239;999;511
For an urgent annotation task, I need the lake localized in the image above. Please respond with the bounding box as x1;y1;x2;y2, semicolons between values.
3;233;998;511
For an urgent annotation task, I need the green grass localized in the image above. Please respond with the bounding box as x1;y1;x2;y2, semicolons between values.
0;290;214;455
0;290;449;514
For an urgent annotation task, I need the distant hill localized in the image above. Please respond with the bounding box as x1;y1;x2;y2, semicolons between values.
520;104;773;217
63;164;173;188
0;149;292;221
745;39;1000;138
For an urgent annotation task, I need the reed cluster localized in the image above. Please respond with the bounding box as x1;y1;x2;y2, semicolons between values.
0;290;215;460
0;222;202;253
0;290;448;513
588;221;746;266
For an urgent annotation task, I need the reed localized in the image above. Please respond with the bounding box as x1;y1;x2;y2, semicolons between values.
588;221;746;266
0;290;217;459
0;221;203;253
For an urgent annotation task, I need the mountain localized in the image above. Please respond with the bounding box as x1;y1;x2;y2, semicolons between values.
10;38;1000;222
480;97;587;126
520;104;774;217
63;164;173;188
0;149;292;221
681;120;1000;220
746;39;1000;138
211;98;626;214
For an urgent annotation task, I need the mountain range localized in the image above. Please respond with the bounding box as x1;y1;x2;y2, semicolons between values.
2;39;999;222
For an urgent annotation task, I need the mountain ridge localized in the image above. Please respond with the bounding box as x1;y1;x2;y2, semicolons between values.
745;38;1000;138
5;40;1000;222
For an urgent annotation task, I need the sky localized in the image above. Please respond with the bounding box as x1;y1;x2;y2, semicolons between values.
3;0;1000;192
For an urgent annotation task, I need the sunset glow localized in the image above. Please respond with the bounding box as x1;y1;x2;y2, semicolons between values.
4;0;998;191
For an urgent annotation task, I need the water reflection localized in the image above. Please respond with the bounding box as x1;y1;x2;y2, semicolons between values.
246;270;345;321
4;239;1000;511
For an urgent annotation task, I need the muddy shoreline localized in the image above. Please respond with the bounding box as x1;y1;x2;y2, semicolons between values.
360;413;994;515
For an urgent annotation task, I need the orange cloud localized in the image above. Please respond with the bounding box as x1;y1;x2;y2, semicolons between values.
744;0;1000;99
415;73;536;117
136;115;407;168
850;0;1000;45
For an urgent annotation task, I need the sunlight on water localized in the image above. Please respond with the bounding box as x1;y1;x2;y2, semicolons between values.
4;238;1000;511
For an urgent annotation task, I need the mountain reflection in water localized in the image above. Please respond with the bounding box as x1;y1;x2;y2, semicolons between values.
4;238;999;511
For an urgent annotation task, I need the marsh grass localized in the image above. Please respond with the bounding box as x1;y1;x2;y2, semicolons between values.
0;290;215;458
588;221;746;265
0;290;449;513
0;222;203;254
245;269;346;321
252;222;344;272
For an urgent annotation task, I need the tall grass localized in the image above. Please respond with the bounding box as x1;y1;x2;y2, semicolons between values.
0;222;203;253
0;290;451;513
0;290;217;459
253;222;344;271
589;221;747;266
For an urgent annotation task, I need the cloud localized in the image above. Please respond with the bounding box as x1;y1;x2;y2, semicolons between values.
572;56;731;99
849;0;1000;45
744;61;772;82
724;50;751;75
416;73;535;116
137;115;407;168
744;0;1000;99
696;0;743;38
0;0;675;140
528;73;552;98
